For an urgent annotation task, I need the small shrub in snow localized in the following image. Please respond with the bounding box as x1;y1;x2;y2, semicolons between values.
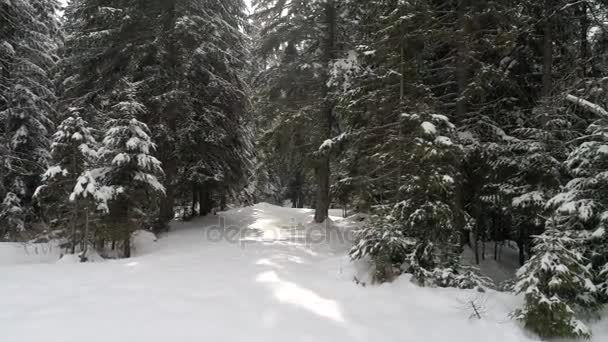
349;113;482;288
350;214;413;282
410;263;494;290
406;242;493;289
457;293;489;319
0;193;25;239
351;214;491;289
514;226;597;339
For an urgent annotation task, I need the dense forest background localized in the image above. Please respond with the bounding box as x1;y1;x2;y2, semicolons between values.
3;0;608;338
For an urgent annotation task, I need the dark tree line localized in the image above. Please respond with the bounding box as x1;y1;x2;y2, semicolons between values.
1;0;253;257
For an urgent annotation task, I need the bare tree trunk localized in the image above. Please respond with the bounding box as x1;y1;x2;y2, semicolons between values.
95;226;104;252
191;182;198;217
474;222;480;265
123;233;131;258
293;170;304;209
541;1;553;98
517;226;526;266
70;203;78;254
158;186;175;227
200;188;212;216
219;190;226;211
158;156;176;229
156;4;179;231
456;0;469;118
314;159;331;223
314;0;336;223
578;2;589;76
80;209;89;262
123;204;131;258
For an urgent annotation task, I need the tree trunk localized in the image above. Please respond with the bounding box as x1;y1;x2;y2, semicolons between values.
219;190;226;211
541;1;553;98
158;186;175;226
80;209;89;262
314;1;336;224
314;158;331;223
191;183;198;217
474;236;479;265
517;225;526;266
456;0;469;118
199;188;212;216
123;234;131;258
158;156;176;229
156;2;179;231
293;169;304;209
473;221;480;265
578;2;589;75
70;204;78;254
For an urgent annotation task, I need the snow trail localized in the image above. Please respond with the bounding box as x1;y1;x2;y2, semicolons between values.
1;203;604;342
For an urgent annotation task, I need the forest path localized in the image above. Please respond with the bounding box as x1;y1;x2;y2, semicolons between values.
0;203;588;342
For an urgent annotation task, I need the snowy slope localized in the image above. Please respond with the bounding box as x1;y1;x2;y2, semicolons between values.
0;203;605;342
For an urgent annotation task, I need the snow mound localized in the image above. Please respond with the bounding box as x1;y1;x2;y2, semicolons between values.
0;241;63;265
56;249;105;264
131;229;158;256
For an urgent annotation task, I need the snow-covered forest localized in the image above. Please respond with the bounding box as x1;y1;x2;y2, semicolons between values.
3;0;608;341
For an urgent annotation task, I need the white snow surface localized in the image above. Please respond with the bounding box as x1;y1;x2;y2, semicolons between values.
421;121;437;135
1;203;607;342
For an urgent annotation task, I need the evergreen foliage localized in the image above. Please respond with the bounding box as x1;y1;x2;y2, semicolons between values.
4;0;608;338
35;112;98;251
514;226;595;339
0;0;61;239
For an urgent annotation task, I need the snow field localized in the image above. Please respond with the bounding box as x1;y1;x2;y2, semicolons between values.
1;203;606;342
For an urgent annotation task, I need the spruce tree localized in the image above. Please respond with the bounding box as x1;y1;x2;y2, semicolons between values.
97;79;164;257
138;0;253;223
349;113;468;286
253;0;344;222
35;112;98;253
515;225;595;339
0;0;61;239
547;112;608;302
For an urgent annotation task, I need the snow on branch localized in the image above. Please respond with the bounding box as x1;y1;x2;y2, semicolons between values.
566;94;608;119
316;132;348;156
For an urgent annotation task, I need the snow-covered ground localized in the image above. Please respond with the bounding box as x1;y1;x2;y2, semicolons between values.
1;203;606;342
462;241;521;285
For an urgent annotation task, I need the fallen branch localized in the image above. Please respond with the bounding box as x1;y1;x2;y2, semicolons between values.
566;94;608;119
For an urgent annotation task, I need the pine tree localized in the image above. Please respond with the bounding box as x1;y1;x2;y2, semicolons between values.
253;0;346;222
0;0;61;239
514;225;595;339
135;0;253;223
97;79;164;257
349;112;468;286
59;0;253;228
35;112;98;253
547;112;608;302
